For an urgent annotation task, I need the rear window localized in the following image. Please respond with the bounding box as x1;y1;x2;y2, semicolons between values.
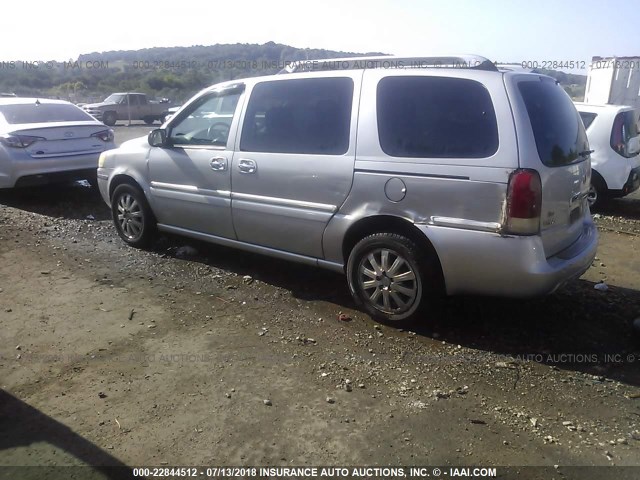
579;112;597;130
610;110;638;158
377;76;498;158
518;79;589;167
0;103;94;124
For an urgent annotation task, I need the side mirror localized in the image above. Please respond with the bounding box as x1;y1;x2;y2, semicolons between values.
148;128;167;147
627;136;640;156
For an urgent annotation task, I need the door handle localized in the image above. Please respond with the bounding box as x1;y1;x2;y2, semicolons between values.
210;156;227;171
238;158;257;174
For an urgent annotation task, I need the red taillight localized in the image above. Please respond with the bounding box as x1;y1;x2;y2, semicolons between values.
0;134;45;148
505;169;541;235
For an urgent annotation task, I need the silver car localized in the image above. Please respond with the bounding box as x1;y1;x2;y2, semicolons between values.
0;98;114;188
97;55;598;323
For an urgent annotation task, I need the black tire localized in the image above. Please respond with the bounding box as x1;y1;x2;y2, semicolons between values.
103;111;117;126
143;116;155;125
111;184;155;248
346;233;442;325
587;174;608;211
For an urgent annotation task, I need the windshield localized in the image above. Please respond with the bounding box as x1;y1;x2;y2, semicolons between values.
104;94;126;104
0;103;95;124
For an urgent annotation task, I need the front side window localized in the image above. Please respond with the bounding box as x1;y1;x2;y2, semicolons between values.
169;87;242;147
377;76;499;158
518;79;589;167
240;77;353;155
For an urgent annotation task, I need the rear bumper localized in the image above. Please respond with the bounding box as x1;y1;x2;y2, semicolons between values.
0;151;103;189
609;166;640;198
417;219;598;297
13;168;97;187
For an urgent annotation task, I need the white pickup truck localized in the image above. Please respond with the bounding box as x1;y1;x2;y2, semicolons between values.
82;93;173;126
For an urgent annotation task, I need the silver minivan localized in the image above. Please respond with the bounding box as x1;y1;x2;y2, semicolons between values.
97;56;598;323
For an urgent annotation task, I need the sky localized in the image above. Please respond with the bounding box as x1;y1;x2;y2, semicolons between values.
2;0;640;72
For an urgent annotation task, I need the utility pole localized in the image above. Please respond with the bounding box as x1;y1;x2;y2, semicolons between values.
127;93;132;127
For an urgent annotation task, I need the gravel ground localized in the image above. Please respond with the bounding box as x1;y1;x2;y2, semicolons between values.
0;133;639;479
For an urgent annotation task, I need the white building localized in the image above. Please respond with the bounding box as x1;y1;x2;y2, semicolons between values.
584;56;640;107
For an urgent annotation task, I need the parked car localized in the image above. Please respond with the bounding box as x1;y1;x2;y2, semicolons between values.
82;93;173;126
574;102;640;208
0;98;115;188
96;55;598;324
162;106;180;124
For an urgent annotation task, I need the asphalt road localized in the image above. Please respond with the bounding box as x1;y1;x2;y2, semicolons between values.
112;124;157;147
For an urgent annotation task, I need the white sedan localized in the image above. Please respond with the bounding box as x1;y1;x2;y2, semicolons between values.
0;98;115;188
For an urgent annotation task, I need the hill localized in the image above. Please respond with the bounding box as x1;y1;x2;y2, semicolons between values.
0;43;587;103
0;42;383;103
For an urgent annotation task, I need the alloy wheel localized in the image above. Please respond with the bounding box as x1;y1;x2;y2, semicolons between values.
116;193;144;241
357;248;418;315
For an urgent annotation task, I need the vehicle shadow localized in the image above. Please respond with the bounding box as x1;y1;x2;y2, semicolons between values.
594;193;640;221
150;234;640;388
0;182;111;221
151;234;355;307
416;280;640;388
0;390;135;479
3;186;637;388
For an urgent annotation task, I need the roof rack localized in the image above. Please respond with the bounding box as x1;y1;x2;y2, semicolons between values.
278;55;498;74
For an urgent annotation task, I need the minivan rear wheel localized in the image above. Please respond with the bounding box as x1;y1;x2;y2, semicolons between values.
111;184;155;248
347;233;436;324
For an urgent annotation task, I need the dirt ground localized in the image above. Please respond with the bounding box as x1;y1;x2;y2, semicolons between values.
1;127;639;479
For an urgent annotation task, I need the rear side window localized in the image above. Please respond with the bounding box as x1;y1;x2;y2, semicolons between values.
0;103;94;124
240;77;353;155
518;79;589;167
579;112;597;130
377;76;498;158
610;111;638;158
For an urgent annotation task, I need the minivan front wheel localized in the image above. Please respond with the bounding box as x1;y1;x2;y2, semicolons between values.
111;184;155;248
347;233;430;324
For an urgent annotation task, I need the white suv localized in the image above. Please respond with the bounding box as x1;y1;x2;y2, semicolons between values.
574;103;640;208
97;55;598;324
